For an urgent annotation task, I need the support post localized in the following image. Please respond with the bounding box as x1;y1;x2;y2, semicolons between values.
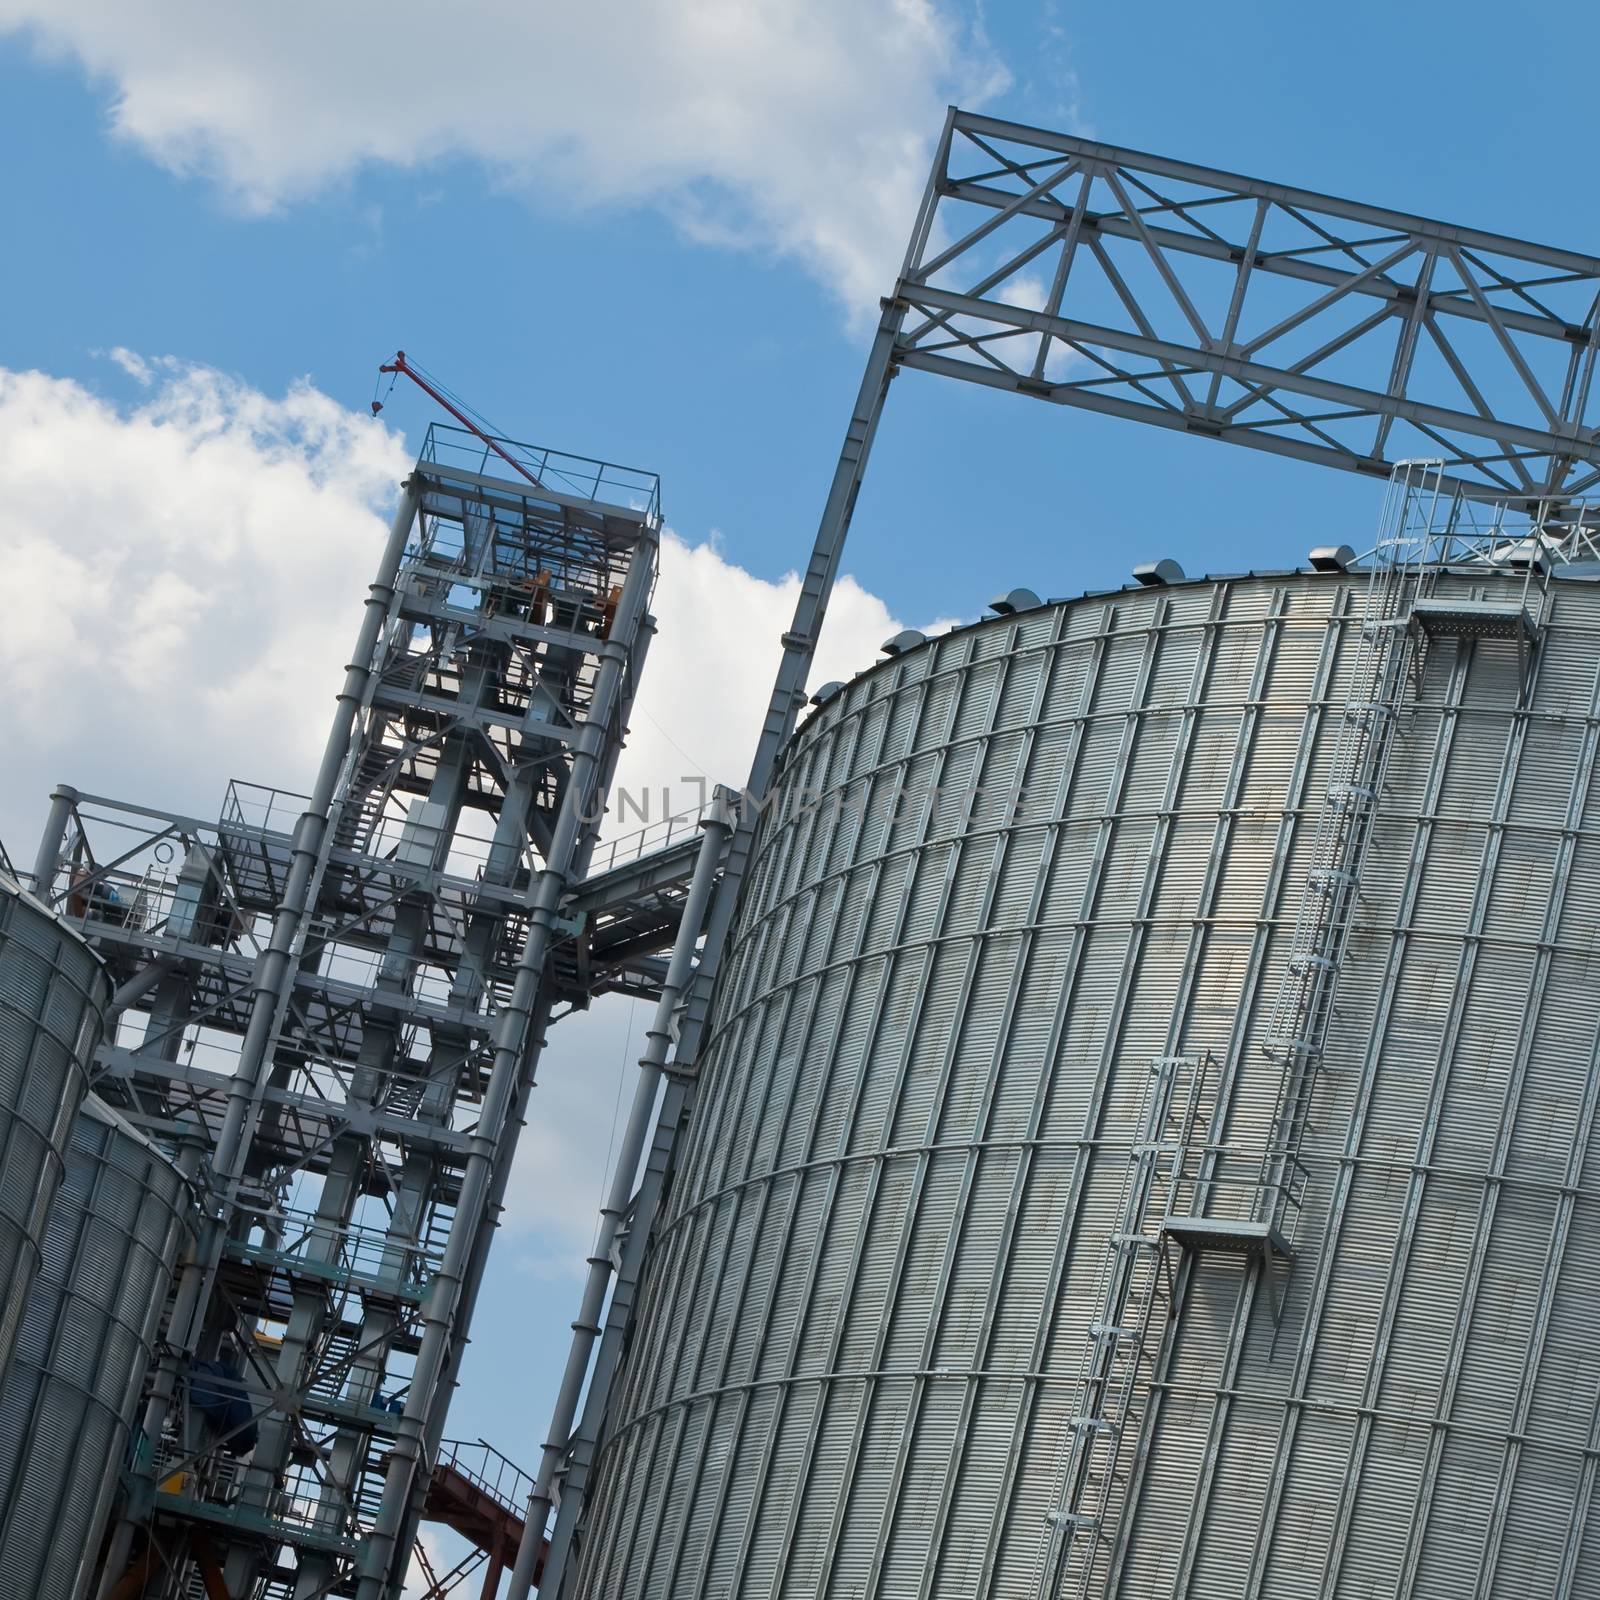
504;789;733;1599
30;783;78;895
527;148;933;1584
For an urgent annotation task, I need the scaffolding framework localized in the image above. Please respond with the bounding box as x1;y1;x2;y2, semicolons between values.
29;426;715;1600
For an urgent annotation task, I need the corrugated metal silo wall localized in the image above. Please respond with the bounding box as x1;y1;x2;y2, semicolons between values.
573;568;1600;1599
0;876;102;1384
0;1096;191;1600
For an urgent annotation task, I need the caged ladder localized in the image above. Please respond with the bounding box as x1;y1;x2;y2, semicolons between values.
1032;1052;1219;1600
1030;463;1450;1600
1255;461;1443;1242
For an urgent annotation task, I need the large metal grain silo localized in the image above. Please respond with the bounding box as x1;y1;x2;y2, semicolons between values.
0;1094;192;1600
570;552;1600;1598
0;871;102;1383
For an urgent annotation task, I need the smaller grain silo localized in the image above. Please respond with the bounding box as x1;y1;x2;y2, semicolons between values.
0;871;103;1381
0;1094;193;1600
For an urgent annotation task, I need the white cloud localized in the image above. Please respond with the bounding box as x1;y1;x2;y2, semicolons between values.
611;530;907;809
0;355;926;1260
0;359;410;857
0;0;1008;312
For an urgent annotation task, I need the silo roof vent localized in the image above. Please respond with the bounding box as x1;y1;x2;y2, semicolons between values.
988;587;1042;616
1132;559;1185;587
1309;544;1357;572
881;629;926;657
810;680;845;706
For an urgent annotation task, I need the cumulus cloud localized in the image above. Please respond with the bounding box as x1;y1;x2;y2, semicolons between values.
0;355;927;1261
0;359;411;854
611;533;908;813
0;0;1008;312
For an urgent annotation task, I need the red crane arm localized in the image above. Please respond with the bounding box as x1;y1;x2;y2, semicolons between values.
375;351;544;492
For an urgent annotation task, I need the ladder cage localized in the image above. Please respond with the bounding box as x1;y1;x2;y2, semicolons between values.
1030;1053;1220;1600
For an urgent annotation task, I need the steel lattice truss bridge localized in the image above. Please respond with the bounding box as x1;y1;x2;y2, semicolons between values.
890;111;1600;506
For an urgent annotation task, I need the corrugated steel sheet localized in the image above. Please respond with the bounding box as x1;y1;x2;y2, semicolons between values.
0;1095;190;1600
0;876;101;1386
572;569;1600;1598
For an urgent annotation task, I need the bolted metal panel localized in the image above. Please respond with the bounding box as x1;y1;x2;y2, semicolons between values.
569;565;1600;1598
0;1094;190;1600
0;874;103;1386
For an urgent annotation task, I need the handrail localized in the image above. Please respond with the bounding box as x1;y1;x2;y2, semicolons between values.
436;1437;534;1518
582;804;709;879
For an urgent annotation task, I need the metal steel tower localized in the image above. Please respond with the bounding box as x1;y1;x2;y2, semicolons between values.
28;424;709;1599
518;111;1600;1599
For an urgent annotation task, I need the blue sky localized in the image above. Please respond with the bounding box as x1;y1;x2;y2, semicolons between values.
5;2;1596;624
2;0;1598;1568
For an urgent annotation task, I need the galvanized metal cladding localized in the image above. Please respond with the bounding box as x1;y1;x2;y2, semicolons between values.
0;873;103;1381
570;563;1600;1598
0;1095;191;1600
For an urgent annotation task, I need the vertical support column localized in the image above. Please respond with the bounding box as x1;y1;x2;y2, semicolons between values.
656;277;909;1116
531;237;926;1598
29;784;78;895
505;790;733;1598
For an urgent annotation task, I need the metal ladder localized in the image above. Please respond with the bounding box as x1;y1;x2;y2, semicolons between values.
1032;1053;1215;1600
1256;461;1441;1239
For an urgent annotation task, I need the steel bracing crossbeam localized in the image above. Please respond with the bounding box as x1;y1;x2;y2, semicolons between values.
522;111;1600;1600
895;111;1600;505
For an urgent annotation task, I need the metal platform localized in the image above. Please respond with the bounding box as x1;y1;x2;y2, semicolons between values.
1159;1215;1294;1261
1409;596;1538;641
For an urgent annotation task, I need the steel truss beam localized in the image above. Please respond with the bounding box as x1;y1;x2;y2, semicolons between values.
897;111;1600;505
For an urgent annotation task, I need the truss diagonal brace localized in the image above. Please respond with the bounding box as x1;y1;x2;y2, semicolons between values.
903;284;1585;466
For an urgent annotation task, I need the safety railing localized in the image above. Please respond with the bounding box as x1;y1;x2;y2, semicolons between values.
583;803;709;879
421;422;661;523
436;1438;535;1519
228;1204;443;1303
222;778;523;891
